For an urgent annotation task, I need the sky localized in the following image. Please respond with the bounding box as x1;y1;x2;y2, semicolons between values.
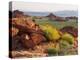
11;1;78;12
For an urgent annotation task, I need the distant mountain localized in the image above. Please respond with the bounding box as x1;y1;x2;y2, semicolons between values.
24;10;78;17
54;10;78;17
24;12;49;16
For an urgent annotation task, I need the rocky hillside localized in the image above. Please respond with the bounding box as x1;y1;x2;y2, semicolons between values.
9;10;78;58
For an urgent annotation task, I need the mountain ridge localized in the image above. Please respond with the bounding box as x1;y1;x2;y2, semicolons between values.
23;10;78;17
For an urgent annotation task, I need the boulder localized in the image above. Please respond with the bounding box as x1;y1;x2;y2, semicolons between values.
10;27;19;37
30;33;46;45
10;17;46;49
20;34;35;49
60;26;78;37
20;33;46;49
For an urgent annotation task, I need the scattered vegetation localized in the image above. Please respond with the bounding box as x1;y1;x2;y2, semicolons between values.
9;10;78;58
